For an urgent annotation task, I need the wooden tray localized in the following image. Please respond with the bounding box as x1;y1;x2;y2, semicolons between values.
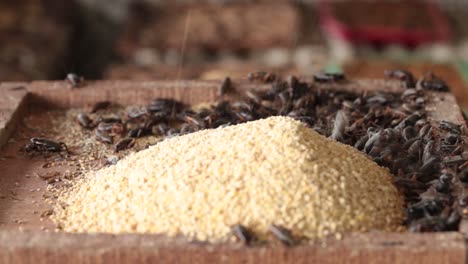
0;79;466;264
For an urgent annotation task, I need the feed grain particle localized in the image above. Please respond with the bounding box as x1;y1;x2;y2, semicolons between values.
52;116;404;242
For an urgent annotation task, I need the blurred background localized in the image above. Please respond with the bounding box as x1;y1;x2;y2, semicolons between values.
2;0;468;113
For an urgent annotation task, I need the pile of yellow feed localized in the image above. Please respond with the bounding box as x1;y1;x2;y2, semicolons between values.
52;116;404;242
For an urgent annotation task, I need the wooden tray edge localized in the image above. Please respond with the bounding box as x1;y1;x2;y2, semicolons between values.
0;231;464;264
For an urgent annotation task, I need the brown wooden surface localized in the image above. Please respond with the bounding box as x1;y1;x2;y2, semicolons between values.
0;231;464;264
0;79;466;263
0;84;28;148
104;63;301;81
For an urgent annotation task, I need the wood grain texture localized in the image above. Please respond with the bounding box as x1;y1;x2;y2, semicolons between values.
0;83;28;148
0;79;466;263
0;231;464;264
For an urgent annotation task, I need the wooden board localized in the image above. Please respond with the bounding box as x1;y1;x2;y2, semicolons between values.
104;63;300;81
0;79;466;264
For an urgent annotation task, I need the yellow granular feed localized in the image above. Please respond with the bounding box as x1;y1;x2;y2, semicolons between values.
52;116;404;242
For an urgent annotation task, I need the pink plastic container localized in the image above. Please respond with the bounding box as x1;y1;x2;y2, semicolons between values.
318;0;452;47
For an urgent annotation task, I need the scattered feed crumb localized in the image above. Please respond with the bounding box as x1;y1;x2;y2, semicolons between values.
52;116;404;242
